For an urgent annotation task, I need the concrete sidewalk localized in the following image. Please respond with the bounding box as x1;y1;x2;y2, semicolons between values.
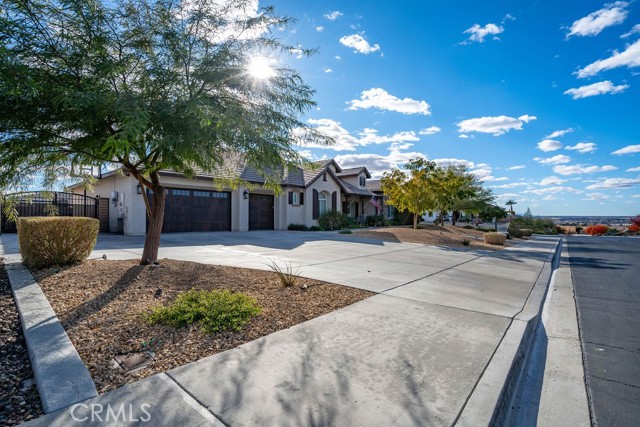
0;232;561;426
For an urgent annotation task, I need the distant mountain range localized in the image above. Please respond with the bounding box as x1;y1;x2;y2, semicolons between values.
539;216;634;226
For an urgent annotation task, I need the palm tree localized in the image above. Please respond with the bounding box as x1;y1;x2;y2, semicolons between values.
505;199;517;216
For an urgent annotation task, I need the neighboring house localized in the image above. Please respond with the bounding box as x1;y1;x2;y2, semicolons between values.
365;179;394;220
70;159;382;235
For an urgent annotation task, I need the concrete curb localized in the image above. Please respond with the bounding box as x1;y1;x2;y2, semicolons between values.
455;237;563;427
4;256;98;414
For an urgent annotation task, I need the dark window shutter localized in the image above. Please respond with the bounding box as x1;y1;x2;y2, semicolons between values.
312;189;319;219
342;201;348;214
299;192;304;205
331;191;337;211
355;202;359;215
323;172;327;182
288;191;293;205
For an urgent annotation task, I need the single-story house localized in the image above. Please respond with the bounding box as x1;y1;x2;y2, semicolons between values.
71;159;387;235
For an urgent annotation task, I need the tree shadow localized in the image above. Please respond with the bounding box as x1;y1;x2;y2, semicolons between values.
58;265;146;328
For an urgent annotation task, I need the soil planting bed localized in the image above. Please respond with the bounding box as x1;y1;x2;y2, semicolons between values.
352;225;511;250
0;259;43;426
32;259;373;394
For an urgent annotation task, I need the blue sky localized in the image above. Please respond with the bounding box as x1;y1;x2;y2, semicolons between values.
262;0;640;216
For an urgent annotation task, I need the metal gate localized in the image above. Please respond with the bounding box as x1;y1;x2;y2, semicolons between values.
0;191;99;233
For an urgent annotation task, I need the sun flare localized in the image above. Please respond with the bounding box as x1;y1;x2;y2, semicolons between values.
247;56;276;80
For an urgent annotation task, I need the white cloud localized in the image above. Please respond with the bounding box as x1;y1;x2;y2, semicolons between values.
324;11;343;21
537;139;563;152
492;182;530;189
626;166;640;172
457;115;536;136
339;33;380;54
542;195;558;201
432;158;475;169
576;39;640;78
564;80;629;99
583;192;611;200
323;67;333;73
553;164;618;175
546;128;573;139
334;143;426;177
567;2;629;37
585;177;640;190
565;142;597;153
526;186;582;195
463;23;504;43
469;166;507;182
612;144;640;155
334;55;342;61
419;126;441;135
296;118;419;152
316;26;324;32
459;134;470;139
347;88;431;115
621;24;640;38
539;176;567;186
535;155;571;165
633;195;640;198
507;165;526;170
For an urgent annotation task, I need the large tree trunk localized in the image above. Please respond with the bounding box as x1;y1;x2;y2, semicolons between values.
141;187;166;265
413;212;418;229
452;210;458;226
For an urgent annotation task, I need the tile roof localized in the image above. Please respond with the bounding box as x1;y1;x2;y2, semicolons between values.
366;179;382;192
336;166;371;178
338;178;374;196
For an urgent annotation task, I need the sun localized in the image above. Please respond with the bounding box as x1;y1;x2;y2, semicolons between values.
247;56;276;80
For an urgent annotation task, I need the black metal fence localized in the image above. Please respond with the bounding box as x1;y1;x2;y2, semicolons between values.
0;191;98;233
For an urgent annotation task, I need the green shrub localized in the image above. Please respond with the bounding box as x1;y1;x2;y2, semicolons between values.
308;225;321;231
462;238;470;246
520;228;533;237
287;224;308;231
148;290;261;333
318;211;350;230
338;229;353;234
17;217;99;268
484;232;506;245
365;215;387;227
476;226;496;233
462;225;474;229
507;224;524;238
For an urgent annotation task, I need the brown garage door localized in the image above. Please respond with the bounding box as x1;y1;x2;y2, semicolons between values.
249;194;274;230
160;188;231;233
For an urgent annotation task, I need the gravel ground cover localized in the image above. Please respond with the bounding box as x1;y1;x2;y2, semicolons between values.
352;225;511;250
0;259;43;426
32;259;373;394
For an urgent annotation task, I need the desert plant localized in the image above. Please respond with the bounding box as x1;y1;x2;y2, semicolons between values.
585;224;609;236
484;232;506;245
507;224;524;238
148;289;260;333
17;217;99;268
462;238;470;246
318;211;350;230
266;259;302;288
520;228;533;237
287;224;308;231
462;225;474;229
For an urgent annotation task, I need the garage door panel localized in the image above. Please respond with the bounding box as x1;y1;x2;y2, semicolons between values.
249;194;274;230
154;188;230;233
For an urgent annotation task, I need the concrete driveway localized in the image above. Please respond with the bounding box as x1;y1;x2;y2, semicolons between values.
2;231;560;426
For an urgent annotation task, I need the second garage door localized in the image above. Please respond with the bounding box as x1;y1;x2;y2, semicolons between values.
161;188;231;232
248;194;274;230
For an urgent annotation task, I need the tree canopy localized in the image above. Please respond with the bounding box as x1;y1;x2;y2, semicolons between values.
380;158;437;229
0;0;330;262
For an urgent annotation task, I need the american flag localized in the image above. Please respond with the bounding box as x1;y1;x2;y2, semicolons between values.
369;197;382;211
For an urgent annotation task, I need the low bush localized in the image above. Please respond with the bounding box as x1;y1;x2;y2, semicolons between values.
148;289;261;333
318;211;350;230
365;214;388;227
462;225;474;229
520;228;533;237
484;232;506;245
462;238;470;246
287;224;308;231
627;224;640;233
585;224;609;236
338;229;353;234
476;226;496;233
507;224;524;238
17;217;99;268
308;225;321;231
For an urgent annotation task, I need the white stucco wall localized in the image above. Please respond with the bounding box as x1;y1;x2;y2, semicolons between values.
305;177;341;226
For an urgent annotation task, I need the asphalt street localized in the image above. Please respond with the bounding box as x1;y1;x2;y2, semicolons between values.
568;236;640;427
